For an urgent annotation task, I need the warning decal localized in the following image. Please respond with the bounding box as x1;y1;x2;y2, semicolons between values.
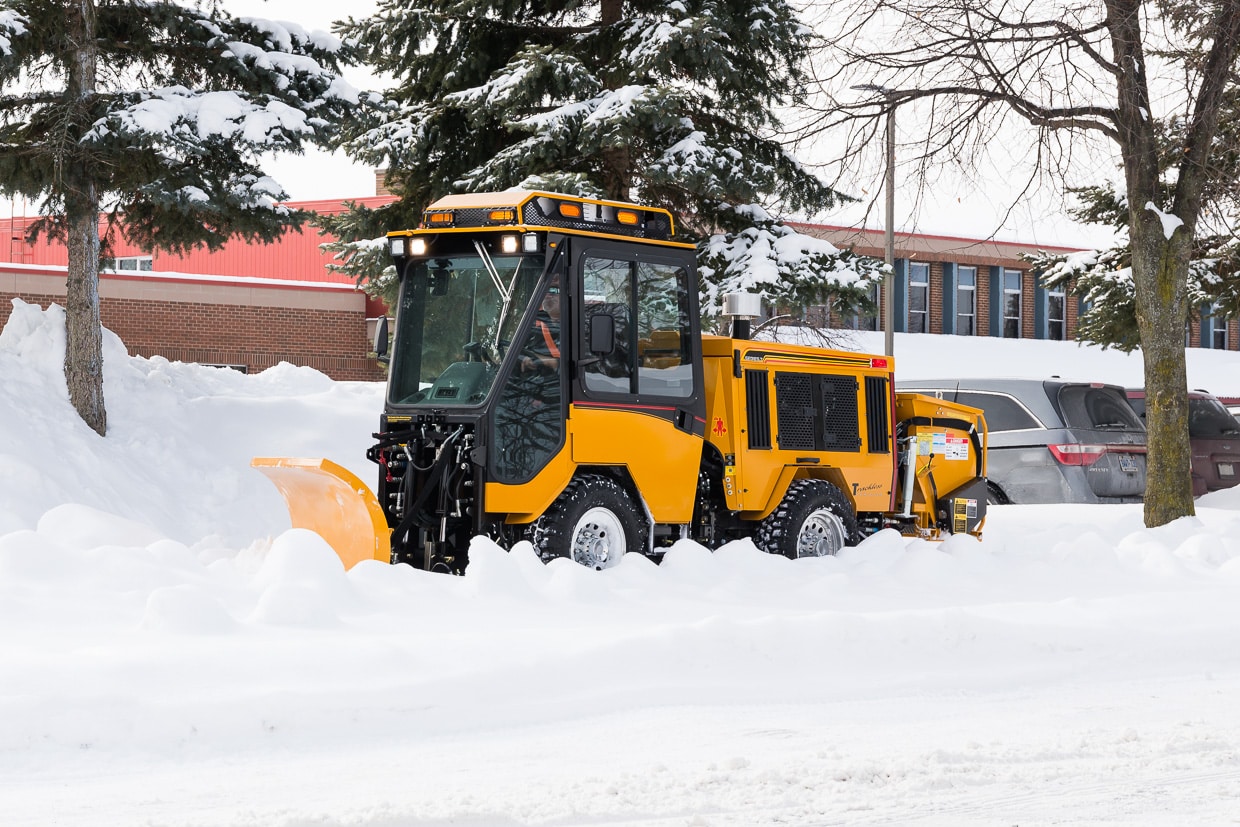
945;435;969;460
917;432;970;460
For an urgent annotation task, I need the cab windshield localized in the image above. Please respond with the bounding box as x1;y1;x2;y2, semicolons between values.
388;248;546;406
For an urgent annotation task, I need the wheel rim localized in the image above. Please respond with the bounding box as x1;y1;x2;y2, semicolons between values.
797;508;847;557
570;507;626;569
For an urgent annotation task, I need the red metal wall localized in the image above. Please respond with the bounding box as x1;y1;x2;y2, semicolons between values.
0;196;396;285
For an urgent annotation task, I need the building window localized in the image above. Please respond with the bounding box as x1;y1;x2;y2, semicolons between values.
1212;304;1229;349
107;255;154;272
1047;285;1066;340
956;266;976;335
908;262;929;333
1003;268;1022;338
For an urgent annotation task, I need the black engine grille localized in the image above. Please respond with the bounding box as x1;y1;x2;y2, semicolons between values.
775;372;861;452
745;369;772;449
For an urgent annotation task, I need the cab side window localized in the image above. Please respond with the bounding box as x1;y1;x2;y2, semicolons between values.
636;259;692;398
582;257;633;393
581;254;694;399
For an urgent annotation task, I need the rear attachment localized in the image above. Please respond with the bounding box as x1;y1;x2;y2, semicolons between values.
252;457;392;569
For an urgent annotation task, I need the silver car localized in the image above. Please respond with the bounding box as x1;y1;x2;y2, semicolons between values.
896;378;1147;504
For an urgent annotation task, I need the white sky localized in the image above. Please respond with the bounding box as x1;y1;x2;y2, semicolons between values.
0;0;1129;247
4;298;1240;824
235;0;1119;248
229;0;383;202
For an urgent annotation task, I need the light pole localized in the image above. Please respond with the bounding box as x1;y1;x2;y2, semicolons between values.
851;83;898;357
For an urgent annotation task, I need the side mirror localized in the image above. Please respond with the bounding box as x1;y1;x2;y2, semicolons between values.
590;313;615;355
373;316;390;362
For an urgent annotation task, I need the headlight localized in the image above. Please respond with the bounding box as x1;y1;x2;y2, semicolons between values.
500;234;519;254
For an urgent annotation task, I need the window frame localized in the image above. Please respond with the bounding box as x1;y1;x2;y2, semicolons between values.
1002;268;1023;338
1047;284;1066;341
956;265;976;336
106;255;154;272
907;261;930;334
573;240;702;407
1211;303;1229;349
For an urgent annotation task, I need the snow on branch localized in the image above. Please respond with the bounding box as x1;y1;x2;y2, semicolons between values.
0;9;27;55
87;87;317;147
699;211;883;318
1144;202;1184;240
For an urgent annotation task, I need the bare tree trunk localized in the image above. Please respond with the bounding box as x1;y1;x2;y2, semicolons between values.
1131;230;1194;526
1107;0;1194;525
66;0;107;436
65;197;106;436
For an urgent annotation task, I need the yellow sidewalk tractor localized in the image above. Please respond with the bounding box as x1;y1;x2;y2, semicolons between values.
254;190;988;573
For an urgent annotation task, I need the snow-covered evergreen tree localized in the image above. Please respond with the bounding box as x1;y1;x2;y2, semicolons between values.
0;0;359;434
1029;183;1237;353
323;0;882;322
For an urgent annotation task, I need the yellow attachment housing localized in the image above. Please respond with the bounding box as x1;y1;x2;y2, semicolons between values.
251;457;392;569
893;393;988;538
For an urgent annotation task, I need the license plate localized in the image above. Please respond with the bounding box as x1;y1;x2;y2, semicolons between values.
1118;454;1139;473
1220;462;1235;478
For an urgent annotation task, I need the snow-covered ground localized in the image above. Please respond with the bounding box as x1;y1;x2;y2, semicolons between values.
4;298;1240;826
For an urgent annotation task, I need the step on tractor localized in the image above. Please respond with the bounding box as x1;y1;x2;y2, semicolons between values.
254;190;989;573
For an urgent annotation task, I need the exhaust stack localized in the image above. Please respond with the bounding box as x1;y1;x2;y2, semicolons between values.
722;293;762;340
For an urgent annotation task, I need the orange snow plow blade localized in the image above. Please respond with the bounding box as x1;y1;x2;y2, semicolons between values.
251;457;391;570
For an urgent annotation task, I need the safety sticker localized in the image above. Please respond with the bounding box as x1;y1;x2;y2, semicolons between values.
917;432;969;459
944;435;970;461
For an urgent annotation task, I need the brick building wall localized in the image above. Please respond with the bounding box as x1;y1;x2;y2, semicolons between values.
1;266;384;381
928;262;944;335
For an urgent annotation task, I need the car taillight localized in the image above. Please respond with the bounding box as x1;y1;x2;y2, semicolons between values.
1049;444;1108;466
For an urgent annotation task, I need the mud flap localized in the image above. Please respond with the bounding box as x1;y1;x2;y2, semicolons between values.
252;457;391;569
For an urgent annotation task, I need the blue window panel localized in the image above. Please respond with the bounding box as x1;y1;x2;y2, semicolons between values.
1034;278;1047;339
989;265;1004;337
941;262;957;334
893;259;908;333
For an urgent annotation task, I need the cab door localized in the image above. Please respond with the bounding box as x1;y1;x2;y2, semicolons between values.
568;240;706;523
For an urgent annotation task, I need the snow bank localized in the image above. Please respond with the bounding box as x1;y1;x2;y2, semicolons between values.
4;300;1240;826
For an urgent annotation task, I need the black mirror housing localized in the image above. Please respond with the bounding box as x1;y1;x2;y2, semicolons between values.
590;313;615;354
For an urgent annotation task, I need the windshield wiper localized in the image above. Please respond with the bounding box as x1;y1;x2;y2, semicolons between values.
473;240;510;302
473;241;528;354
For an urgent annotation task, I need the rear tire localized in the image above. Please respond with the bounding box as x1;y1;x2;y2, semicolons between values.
527;475;647;569
755;479;858;559
986;482;1009;505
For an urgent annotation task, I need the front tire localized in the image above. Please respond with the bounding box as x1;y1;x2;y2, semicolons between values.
527;475;647;569
755;479;858;559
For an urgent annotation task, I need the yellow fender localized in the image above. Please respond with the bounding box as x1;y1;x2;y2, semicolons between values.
251;457;392;569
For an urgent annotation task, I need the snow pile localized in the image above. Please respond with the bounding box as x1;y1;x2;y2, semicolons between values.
0;300;379;543
3;299;1240;826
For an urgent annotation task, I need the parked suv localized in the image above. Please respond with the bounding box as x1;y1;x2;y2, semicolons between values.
896;378;1147;504
1124;388;1240;496
1221;396;1240;421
